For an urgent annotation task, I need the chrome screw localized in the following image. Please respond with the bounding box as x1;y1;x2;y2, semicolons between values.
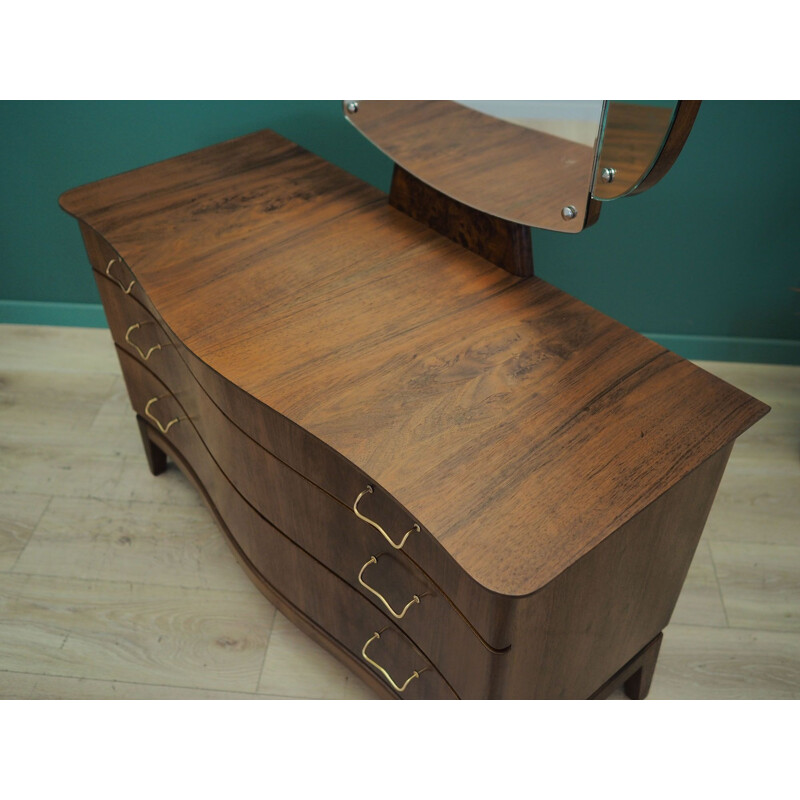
561;205;578;221
345;101;359;114
601;167;617;183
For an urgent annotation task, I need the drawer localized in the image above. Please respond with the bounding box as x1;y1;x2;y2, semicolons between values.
117;347;457;700
115;342;507;698
96;271;187;391
81;222;154;313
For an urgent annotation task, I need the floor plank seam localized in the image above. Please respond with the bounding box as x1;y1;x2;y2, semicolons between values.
706;539;732;628
6;495;54;574
1;568;268;597
0;667;277;698
254;607;279;694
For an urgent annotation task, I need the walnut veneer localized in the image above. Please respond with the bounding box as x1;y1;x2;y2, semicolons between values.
60;129;768;699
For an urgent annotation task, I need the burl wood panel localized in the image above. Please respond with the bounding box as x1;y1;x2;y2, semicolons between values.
389;164;536;277
61;129;768;601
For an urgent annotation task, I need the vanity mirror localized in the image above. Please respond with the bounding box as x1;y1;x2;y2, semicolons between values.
344;100;700;230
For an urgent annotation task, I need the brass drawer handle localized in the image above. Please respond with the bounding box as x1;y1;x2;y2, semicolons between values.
105;258;136;294
353;486;419;550
144;396;180;434
361;631;426;694
125;323;162;361
358;556;421;620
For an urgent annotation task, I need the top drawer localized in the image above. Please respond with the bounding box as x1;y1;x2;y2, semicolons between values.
80;222;155;314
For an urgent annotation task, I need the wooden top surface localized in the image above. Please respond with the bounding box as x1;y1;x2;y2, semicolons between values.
60;129;768;596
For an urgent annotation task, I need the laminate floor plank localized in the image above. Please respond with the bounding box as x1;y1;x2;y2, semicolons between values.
705;471;799;546
0;572;275;692
0;493;52;572
710;541;800;632
0;371;116;444
0;325;119;375
649;624;800;699
0;670;291;700
670;540;728;628
12;496;249;591
257;613;377;700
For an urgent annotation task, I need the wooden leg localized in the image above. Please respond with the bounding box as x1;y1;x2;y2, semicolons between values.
136;414;167;475
589;633;663;700
624;634;662;699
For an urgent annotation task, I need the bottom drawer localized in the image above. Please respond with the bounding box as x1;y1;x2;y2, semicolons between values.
118;347;457;699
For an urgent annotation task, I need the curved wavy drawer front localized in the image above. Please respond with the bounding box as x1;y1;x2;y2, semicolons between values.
62;128;768;699
116;347;457;699
113;337;506;698
93;266;506;650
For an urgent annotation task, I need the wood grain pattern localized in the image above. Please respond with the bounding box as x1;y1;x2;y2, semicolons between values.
59;130;769;598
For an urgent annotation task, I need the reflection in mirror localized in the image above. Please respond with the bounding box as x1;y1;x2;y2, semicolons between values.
344;100;604;232
344;100;698;233
592;101;678;199
456;101;603;148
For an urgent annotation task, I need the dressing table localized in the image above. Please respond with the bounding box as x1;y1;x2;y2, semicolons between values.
59;101;768;699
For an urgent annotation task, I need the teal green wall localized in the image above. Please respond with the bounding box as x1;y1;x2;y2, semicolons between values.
1;101;798;363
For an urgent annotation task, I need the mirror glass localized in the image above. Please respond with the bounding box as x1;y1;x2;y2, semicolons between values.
591;101;678;200
344;100;682;232
456;100;603;148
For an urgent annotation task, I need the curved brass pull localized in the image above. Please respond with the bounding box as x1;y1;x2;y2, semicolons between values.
105;258;136;294
125;323;162;361
353;486;420;550
361;631;425;693
358;556;420;620
144;396;180;434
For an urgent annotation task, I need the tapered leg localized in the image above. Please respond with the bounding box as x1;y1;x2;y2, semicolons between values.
136;414;167;475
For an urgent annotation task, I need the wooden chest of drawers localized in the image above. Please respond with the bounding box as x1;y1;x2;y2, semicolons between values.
60;129;768;699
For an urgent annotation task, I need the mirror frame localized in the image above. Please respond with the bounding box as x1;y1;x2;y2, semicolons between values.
592;101;702;200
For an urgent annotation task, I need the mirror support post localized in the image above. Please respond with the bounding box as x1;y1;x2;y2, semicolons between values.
388;165;535;278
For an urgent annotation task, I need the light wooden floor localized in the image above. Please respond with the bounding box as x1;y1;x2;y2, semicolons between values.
1;324;798;700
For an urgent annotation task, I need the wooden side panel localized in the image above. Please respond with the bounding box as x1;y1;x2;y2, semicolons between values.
500;443;734;698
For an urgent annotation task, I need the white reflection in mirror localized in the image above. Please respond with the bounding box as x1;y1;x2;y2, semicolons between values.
456;101;604;148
